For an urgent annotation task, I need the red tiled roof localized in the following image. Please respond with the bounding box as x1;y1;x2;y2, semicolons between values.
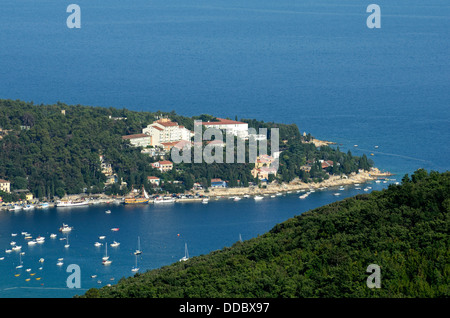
202;118;246;126
156;120;178;127
159;160;173;165
122;134;149;140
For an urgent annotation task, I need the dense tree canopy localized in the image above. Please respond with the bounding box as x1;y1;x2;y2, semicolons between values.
0;99;371;200
80;169;449;298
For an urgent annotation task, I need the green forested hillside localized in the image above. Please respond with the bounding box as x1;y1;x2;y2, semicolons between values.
0;99;370;200
81;169;449;298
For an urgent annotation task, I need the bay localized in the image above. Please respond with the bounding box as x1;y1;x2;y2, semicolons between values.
0;181;391;298
0;0;448;298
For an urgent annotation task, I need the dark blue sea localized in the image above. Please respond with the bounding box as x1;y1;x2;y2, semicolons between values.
0;0;448;297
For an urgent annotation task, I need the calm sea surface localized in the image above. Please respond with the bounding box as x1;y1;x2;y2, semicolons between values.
0;182;391;298
0;0;448;297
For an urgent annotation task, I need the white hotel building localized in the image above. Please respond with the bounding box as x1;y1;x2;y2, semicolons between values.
201;118;249;139
142;118;193;147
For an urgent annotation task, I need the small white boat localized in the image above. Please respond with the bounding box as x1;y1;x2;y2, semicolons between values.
254;196;264;201
12;245;22;251
299;193;309;199
364;188;370;191
134;237;142;255
105;210;111;214
50;233;57;239
202;198;209;204
102;244;112;265
22;204;35;211
11;233;17;237
110;241;120;247
233;197;241;201
333;193;341;196
111;228;119;232
98;236;106;240
131;254;139;272
39;202;50;209
243;194;250;198
154;197;175;204
16;253;24;269
59;224;72;232
10;241;16;246
179;243;189;262
94;242;102;247
5;249;12;253
56;261;64;266
8;205;22;211
28;240;37;246
0;257;4;261
36;236;45;243
39;258;44;263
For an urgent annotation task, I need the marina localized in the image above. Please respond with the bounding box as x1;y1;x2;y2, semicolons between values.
0;180;394;298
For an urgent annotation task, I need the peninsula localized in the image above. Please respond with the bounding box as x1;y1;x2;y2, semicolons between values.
0;99;387;206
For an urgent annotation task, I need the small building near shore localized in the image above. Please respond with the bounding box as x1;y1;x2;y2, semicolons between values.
211;178;227;188
0;179;11;193
147;176;161;186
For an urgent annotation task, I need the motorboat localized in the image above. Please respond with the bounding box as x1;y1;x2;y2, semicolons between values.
154;197;175;204
59;224;73;232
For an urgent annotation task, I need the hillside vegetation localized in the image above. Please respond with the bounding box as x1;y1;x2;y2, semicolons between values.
81;169;449;298
0;99;370;200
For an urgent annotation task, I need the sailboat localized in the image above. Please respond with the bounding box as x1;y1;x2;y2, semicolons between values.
131;254;139;272
134;236;142;255
16;253;23;269
124;186;150;204
102;243;112;265
64;235;70;248
179;243;189;262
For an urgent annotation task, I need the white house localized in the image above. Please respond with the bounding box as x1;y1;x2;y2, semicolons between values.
122;134;152;147
0;179;11;193
201;118;248;139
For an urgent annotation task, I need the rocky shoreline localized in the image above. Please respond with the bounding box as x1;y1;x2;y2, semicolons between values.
194;168;394;198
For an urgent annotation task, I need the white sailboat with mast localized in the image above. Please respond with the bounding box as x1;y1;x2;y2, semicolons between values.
134;236;142;255
179;243;189;262
131;254;139;272
102;243;112;265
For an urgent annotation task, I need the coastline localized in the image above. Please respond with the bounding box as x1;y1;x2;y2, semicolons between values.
194;168;393;198
0;168;393;210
